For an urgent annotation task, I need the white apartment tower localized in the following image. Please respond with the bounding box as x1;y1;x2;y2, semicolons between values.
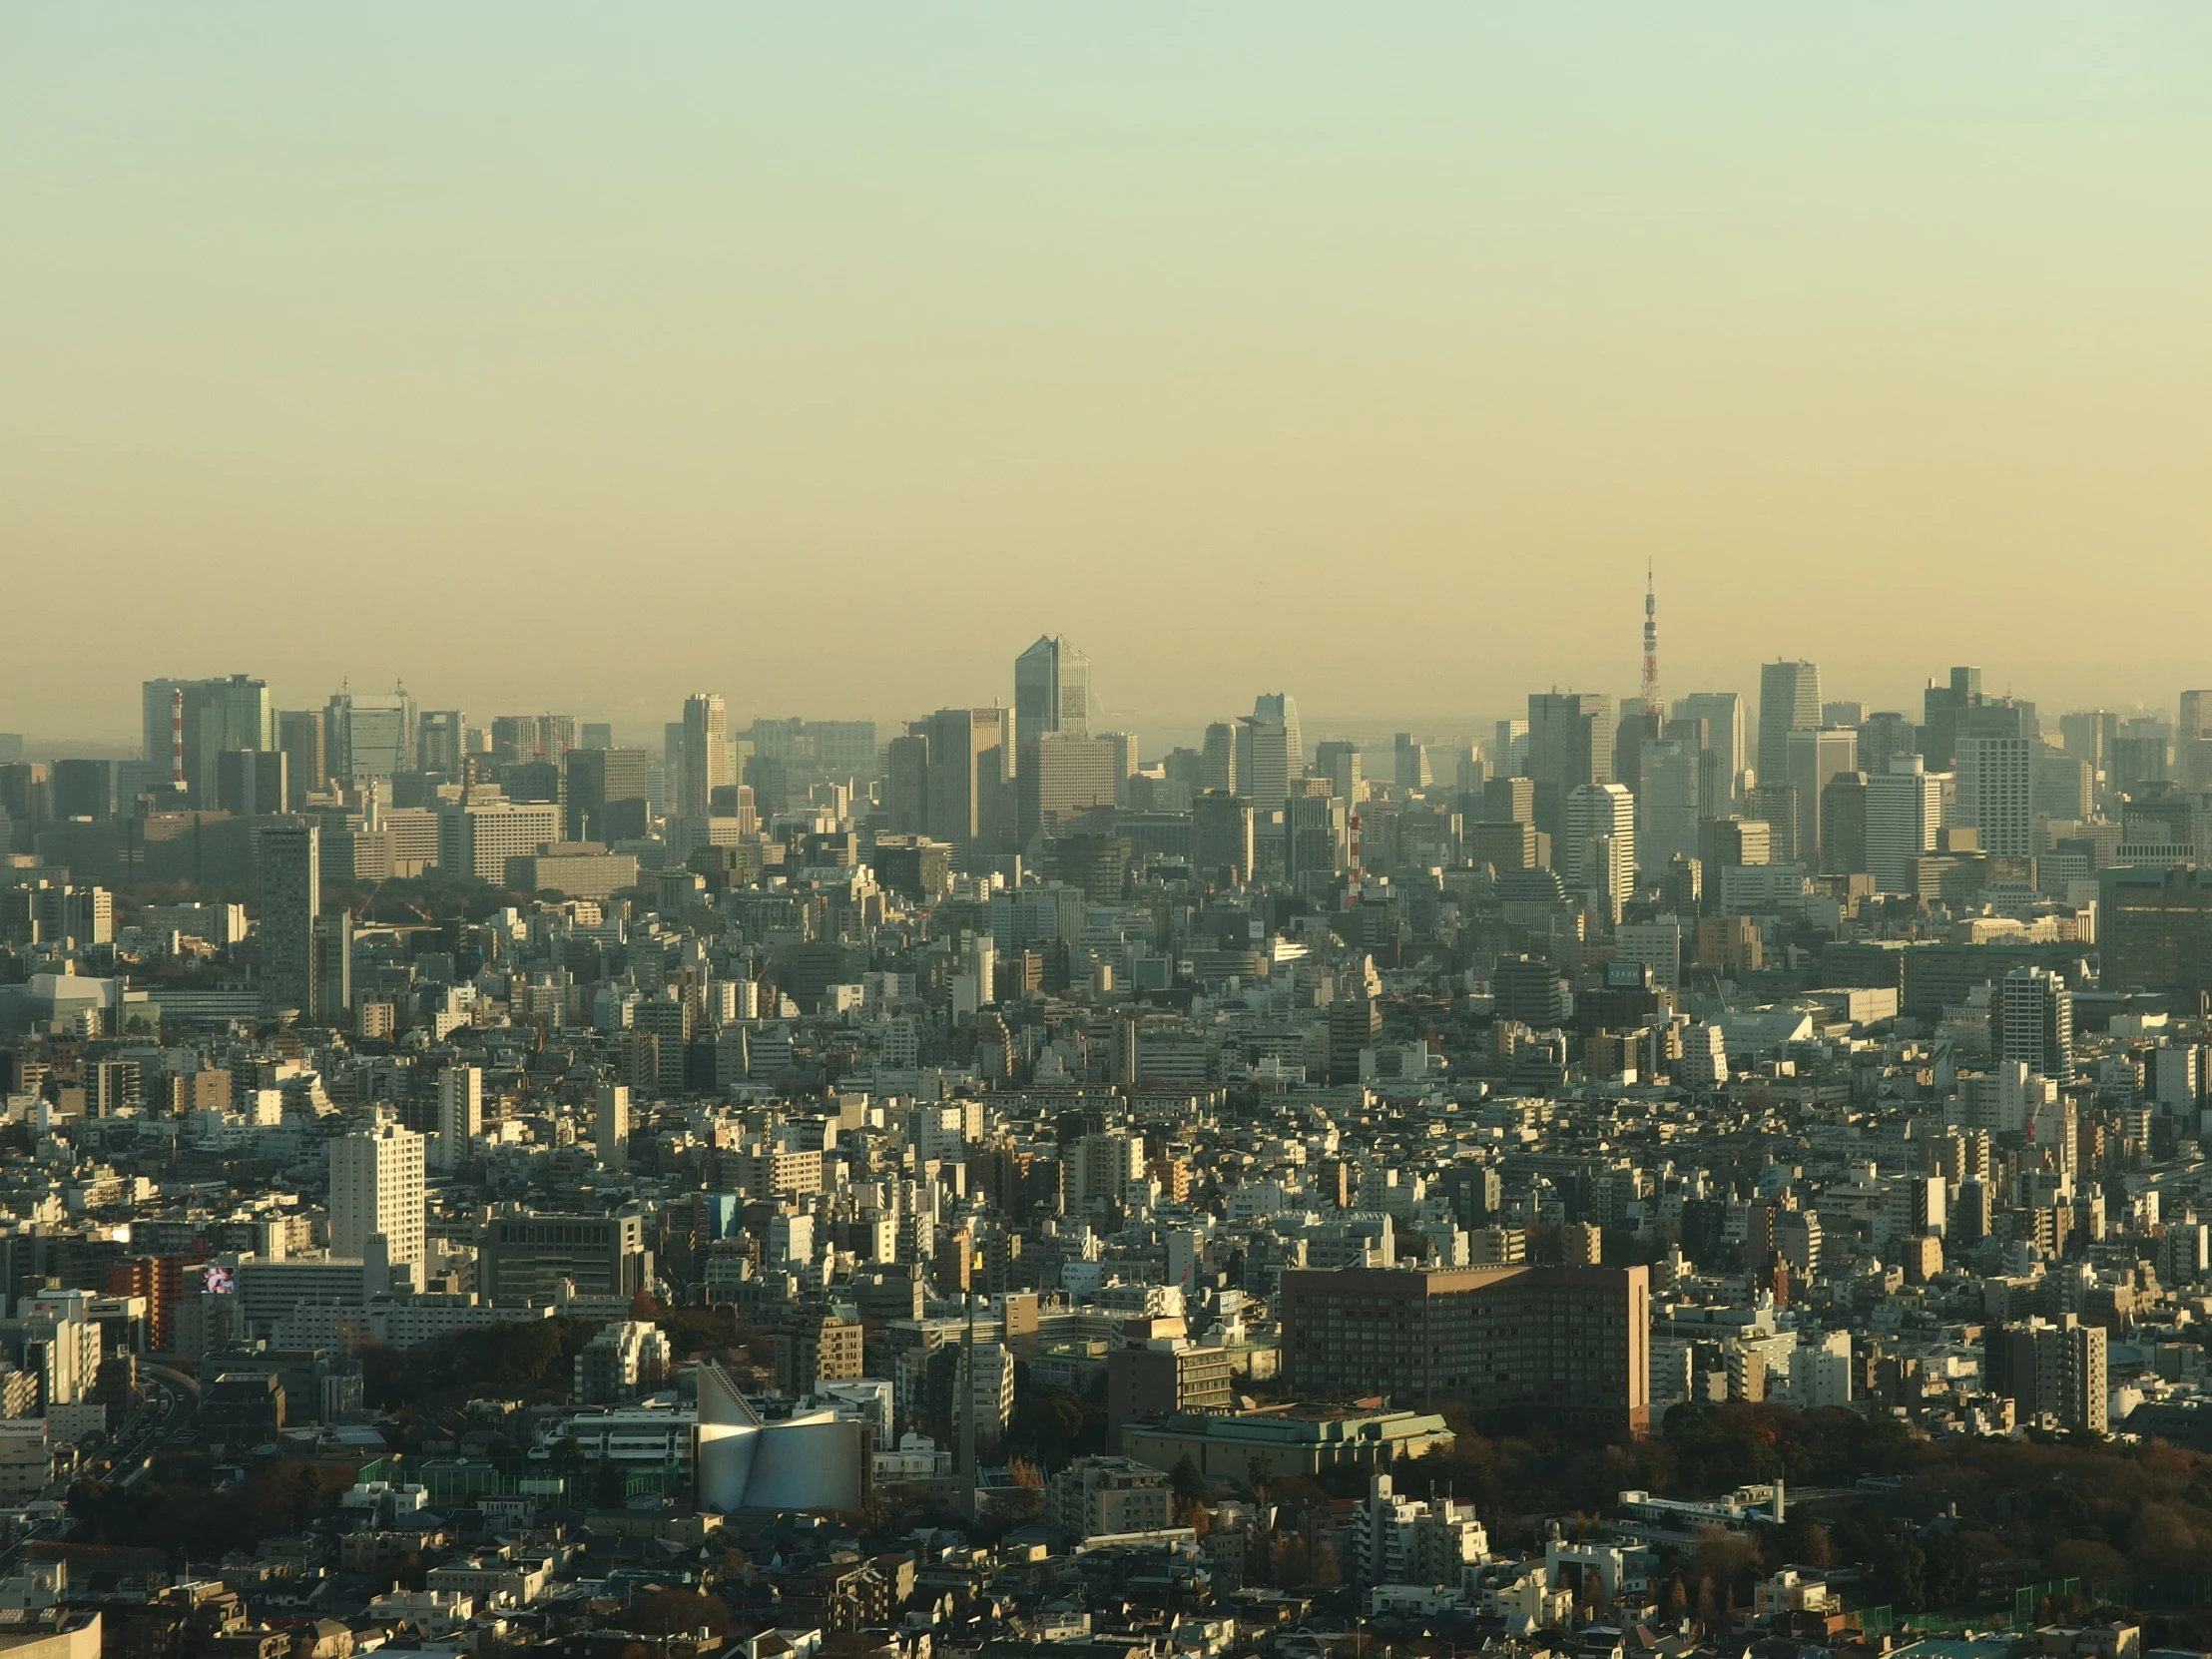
435;1065;482;1171
329;1124;426;1289
597;1083;630;1173
1867;755;1943;893
1957;733;2033;857
1565;782;1636;926
1996;965;2075;1086
680;692;730;819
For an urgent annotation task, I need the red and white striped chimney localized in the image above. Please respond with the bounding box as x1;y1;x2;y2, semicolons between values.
170;688;186;791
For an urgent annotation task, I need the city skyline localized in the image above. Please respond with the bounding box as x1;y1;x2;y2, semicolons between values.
6;7;2210;738
3;634;2202;758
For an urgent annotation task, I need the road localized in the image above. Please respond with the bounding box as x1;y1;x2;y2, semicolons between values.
77;1361;203;1491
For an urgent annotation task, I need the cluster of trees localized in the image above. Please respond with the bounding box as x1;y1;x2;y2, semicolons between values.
357;1315;607;1411
70;1458;357;1557
1390;1402;2212;1624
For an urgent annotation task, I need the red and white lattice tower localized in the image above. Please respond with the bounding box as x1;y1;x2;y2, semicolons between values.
170;688;186;791
1641;561;1662;719
1344;808;1363;909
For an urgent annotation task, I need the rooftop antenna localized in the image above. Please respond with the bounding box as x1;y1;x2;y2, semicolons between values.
1641;561;1662;720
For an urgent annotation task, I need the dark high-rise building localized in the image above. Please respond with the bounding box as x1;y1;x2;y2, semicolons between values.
258;819;319;1017
1193;791;1254;883
1919;665;1982;771
1756;660;1821;782
922;707;1011;871
49;760;115;822
216;749;287;817
1280;1264;1651;1435
1526;691;1613;845
1818;771;1868;878
885;732;929;834
276;710;326;808
564;746;650;841
2100;865;2212;1001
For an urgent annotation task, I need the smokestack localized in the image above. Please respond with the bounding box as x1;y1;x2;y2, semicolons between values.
365;777;379;832
170;688;186;792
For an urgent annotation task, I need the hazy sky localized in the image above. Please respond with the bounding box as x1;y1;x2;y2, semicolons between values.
4;6;2208;750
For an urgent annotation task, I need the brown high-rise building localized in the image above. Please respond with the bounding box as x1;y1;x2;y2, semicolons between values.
2101;865;2212;1002
1279;1264;1650;1436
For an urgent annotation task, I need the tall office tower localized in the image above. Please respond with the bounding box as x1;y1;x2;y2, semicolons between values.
1014;635;1093;754
1744;783;1799;864
2061;709;2117;779
580;723;613;750
1564;782;1634;926
1316;740;1363;805
1919;665;1983;770
923;707;1011;870
563;746;651;841
1997;966;2075;1086
1199;722;1238;793
2114;717;2173;797
1285;790;1345;892
1867;755;1942;893
1492;718;1529;776
2034;750;2095;822
1483;775;1535;824
1672;693;1746;809
1858;711;1917;781
2178;692;2212;788
50;760;114;821
1193;792;1254;882
1526;692;1614;844
1236;701;1296;811
215;750;286;817
142;675;274;807
417;710;466;775
1393;733;1432;790
596;1083;630;1173
312;911;351;1024
328;692;414;786
1661;716;1723;827
1637;738;1701;871
1818;772;1869;877
1022;733;1119;839
258;820;319;1016
1613;710;1660;799
276;710;326;808
1103;732;1139;798
1822;701;1869;729
1957;718;2033;857
1236;695;1302;810
1756;661;1821;783
435;1065;482;1170
1699;816;1771;875
679;694;729;818
1785;727;1858;868
330;1124;426;1289
885;731;929;833
0;763;45;854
